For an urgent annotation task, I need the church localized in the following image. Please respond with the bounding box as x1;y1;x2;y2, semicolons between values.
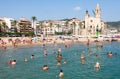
84;4;106;36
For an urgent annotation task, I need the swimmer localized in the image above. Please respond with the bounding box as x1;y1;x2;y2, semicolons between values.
57;61;61;66
56;54;62;61
43;65;48;71
9;59;12;65
58;47;61;53
94;62;100;70
31;54;34;59
12;60;16;65
63;60;67;64
80;54;85;60
59;69;64;78
24;58;28;62
81;60;85;65
108;52;112;57
43;48;47;56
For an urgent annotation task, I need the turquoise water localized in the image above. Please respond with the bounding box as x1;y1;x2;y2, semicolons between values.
0;42;120;79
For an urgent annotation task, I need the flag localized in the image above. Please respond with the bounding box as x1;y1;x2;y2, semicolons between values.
96;31;99;37
92;10;95;15
96;25;99;37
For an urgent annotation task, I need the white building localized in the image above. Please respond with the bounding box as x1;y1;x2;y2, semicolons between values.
0;17;14;29
85;4;105;36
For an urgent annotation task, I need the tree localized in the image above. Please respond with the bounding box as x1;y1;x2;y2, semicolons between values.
39;22;44;34
2;22;7;32
0;23;2;33
78;21;83;35
57;24;61;32
31;16;37;35
65;20;69;27
49;22;53;35
72;22;76;35
13;20;18;32
21;24;27;33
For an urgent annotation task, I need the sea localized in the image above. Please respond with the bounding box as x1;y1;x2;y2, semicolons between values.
0;41;120;79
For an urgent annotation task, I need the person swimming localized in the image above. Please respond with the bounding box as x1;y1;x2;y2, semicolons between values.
56;54;62;61
57;61;61;66
81;60;85;65
63;59;67;64
80;54;85;60
31;54;34;59
59;69;64;78
58;47;61;53
94;62;100;70
12;60;16;65
43;48;47;56
9;59;12;65
43;65;48;71
24;58;28;62
108;52;113;57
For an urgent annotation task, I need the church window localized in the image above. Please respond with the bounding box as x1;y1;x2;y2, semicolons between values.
90;20;93;22
90;26;92;28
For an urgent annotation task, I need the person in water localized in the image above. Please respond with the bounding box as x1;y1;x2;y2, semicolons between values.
57;61;61;66
43;48;47;56
58;47;61;53
108;52;113;57
31;54;34;59
94;62;100;70
59;69;64;78
9;59;12;65
12;60;16;65
56;54;62;61
24;58;28;62
43;65;48;71
80;54;85;60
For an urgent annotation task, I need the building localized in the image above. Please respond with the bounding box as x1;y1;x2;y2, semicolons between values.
84;4;105;36
18;17;32;33
0;17;14;32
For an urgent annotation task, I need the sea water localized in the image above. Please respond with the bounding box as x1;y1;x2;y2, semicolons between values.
0;42;120;79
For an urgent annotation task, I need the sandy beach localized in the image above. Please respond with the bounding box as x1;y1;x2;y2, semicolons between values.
0;36;119;48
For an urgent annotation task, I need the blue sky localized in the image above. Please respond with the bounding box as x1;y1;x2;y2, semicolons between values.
0;0;120;22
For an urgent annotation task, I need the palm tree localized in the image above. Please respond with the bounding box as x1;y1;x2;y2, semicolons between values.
79;21;83;29
21;24;27;33
31;16;37;35
2;22;7;32
13;20;18;32
0;23;2;33
72;22;76;35
49;22;53;35
78;21;83;35
65;21;69;27
39;22;44;34
57;24;61;32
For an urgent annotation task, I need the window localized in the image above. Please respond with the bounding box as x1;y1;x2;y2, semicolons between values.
90;20;93;22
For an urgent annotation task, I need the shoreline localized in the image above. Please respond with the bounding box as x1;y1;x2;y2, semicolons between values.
0;37;119;47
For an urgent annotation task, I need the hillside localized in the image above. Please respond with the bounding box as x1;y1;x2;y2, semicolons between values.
107;21;120;28
107;21;120;32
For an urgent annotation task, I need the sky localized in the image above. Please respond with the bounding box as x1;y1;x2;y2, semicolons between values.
0;0;120;22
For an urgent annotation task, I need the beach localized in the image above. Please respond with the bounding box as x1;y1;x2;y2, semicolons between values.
0;36;119;48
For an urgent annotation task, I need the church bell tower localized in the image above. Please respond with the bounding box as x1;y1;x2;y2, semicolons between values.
95;3;101;18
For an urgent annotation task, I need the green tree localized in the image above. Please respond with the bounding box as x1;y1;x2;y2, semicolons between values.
2;22;7;32
57;24;61;32
13;20;18;32
21;24;27;33
72;22;76;35
78;21;83;35
31;16;37;35
39;22;44;34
